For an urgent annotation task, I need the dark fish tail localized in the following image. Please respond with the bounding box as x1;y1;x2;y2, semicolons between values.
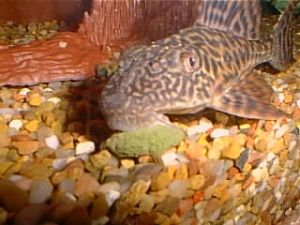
271;0;299;71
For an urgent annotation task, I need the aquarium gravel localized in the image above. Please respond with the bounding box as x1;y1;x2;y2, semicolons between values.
0;18;299;225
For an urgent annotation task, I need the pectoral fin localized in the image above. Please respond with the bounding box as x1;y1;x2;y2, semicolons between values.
210;73;288;120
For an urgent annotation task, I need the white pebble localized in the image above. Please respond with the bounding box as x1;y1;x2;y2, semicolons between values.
47;97;61;104
278;93;285;102
19;88;30;96
275;124;291;139
251;167;267;182
76;154;89;161
210;128;230;138
92;216;110;225
65;192;77;202
8;175;25;182
296;99;300;108
98;182;121;193
29;179;54;204
9;119;23;130
59;179;75;194
59;41;68;48
161;152;179;166
168;180;189;198
139;194;155;213
161;152;189;166
52;157;75;170
43;87;54;92
105;190;121;207
76;141;95;155
274;191;282;201
45;135;60;150
187;120;213;136
266;152;276;162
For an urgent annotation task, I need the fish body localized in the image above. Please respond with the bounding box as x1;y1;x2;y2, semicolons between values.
100;0;299;131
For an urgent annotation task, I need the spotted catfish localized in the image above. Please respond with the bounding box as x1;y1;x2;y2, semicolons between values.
100;0;299;131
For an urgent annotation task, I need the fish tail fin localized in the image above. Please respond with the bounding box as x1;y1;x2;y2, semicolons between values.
270;0;299;71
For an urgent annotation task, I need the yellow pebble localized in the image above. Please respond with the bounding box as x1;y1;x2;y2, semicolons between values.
198;134;209;146
271;138;286;153
175;164;188;180
239;123;251;130
189;174;205;190
62;141;75;150
155;213;169;225
28;94;43;106
177;141;188;152
121;159;135;169
166;166;177;179
24;119;39;132
0;162;14;174
0;120;8;133
242;163;252;174
151;172;171;191
222;142;242;159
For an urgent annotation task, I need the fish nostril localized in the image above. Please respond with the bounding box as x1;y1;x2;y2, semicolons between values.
149;60;161;71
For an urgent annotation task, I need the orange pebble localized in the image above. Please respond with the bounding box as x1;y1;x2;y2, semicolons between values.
242;175;254;190
235;172;245;181
192;191;204;204
185;142;205;159
292;108;300;120
177;198;193;216
247;122;257;136
246;137;255;149
227;167;239;179
13;94;26;102
269;176;280;188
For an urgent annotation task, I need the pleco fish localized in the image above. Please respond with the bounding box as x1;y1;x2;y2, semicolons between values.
100;0;300;132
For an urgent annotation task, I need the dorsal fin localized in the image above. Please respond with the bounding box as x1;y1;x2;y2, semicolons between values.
194;0;262;40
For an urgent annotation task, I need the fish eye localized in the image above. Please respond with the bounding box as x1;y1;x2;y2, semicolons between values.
189;57;196;67
180;52;199;73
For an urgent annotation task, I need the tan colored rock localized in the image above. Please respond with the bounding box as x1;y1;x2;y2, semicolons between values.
74;173;101;197
90;150;112;168
20;162;53;179
0;133;11;147
11;134;33;141
90;193;109;219
0;162;14;175
51;160;84;185
151;171;172;191
13;140;39;155
113;180;150;223
0;120;8;133
271;138;286;153
150;189;169;204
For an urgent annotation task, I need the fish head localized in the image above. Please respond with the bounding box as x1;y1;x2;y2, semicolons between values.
115;40;213;114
